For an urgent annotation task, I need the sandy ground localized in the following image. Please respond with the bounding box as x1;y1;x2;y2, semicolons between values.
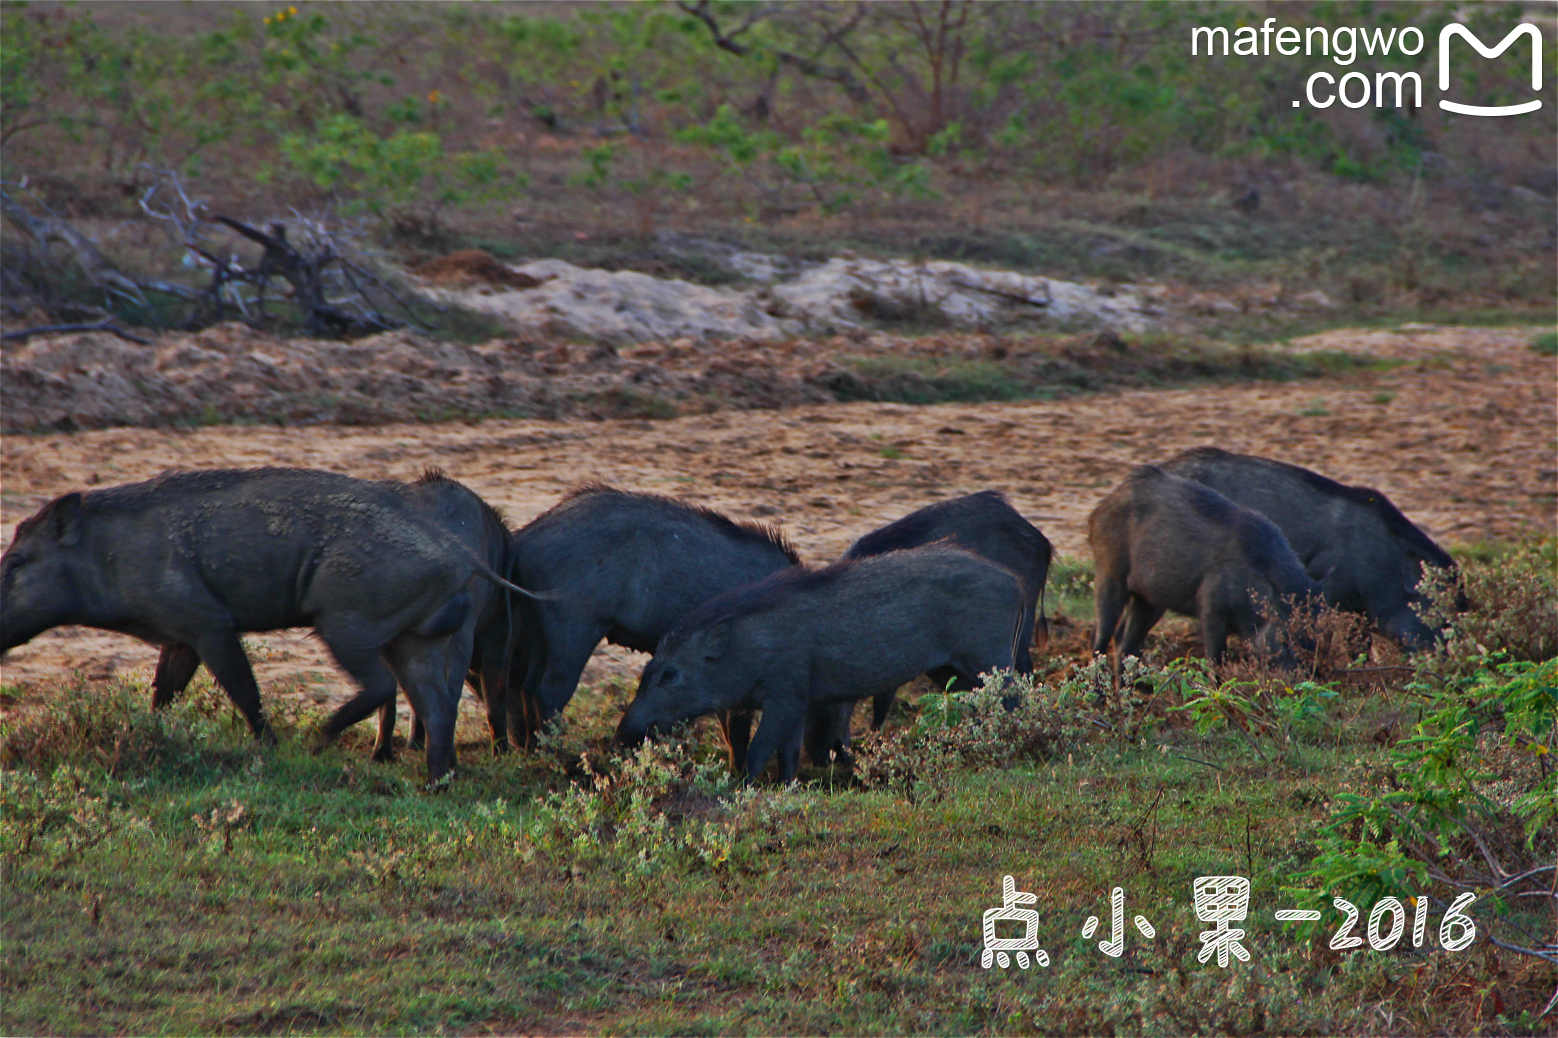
1;323;1553;718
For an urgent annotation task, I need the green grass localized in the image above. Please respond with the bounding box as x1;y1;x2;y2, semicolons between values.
824;337;1407;408
4;618;1553;1036
1532;330;1558;357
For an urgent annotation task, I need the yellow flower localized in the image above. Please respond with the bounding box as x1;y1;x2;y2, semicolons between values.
428;89;441;105
287;5;298;13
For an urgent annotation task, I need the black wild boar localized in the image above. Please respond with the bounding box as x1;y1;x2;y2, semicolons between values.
313;470;517;760
617;543;1027;783
0;468;529;782
795;490;1053;769
1161;446;1455;650
505;485;800;748
1089;466;1321;665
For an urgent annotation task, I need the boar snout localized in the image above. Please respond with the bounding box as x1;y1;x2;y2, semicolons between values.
616;707;652;748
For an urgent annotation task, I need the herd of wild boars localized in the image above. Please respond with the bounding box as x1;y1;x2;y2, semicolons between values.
0;447;1456;784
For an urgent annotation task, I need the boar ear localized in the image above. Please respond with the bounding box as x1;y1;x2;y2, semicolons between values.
53;493;84;547
703;620;730;661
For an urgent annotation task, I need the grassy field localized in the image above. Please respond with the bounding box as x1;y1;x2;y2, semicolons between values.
3;547;1554;1036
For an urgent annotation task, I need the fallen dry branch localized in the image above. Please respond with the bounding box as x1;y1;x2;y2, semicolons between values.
1;319;150;345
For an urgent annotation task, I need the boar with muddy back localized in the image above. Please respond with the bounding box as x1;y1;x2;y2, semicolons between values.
505;485;799;749
311;470;518;761
1161;447;1455;650
617;544;1027;783
0;468;530;783
791;490;1053;770
1089;466;1321;669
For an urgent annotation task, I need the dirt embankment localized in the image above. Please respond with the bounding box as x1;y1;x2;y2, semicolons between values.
1;323;1552;706
0;317;1503;435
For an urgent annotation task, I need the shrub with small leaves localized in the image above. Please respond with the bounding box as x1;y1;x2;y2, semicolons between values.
1416;543;1558;673
0;765;152;866
853;670;1088;800
519;739;811;876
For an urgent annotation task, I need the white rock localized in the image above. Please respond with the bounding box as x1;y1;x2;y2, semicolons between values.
417;254;1155;344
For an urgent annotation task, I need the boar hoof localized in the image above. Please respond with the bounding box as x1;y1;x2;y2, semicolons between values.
371;744;397;763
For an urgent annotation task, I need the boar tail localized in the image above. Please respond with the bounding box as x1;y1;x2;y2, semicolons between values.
471;559;550;600
1034;579;1050;653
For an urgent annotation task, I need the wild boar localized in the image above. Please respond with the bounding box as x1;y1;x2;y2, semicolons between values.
793;490;1053;769
316;470;517;760
505;484;800;749
1161;446;1455;649
0;467;531;783
1089;466;1321;665
617;543;1027;783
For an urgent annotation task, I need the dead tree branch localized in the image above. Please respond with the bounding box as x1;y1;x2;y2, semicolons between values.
2;319;151;345
677;1;872;104
1;186;151;313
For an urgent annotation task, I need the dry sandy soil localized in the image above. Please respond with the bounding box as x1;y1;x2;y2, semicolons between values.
2;323;1553;722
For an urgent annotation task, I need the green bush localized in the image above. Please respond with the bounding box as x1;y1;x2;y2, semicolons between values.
1286;656;1556;926
279;114;513;237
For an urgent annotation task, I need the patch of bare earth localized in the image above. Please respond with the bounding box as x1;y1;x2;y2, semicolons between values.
1;324;1552;726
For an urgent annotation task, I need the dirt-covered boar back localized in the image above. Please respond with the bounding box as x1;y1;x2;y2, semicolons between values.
1088;465;1322;666
0;467;527;783
617;543;1027;783
1161;446;1455;650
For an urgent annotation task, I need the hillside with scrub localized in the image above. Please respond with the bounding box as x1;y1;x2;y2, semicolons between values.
1;0;1553;333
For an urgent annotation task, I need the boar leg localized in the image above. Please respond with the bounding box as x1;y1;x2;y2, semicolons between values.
1014;604;1037;673
1197;600;1231;664
152;643;202;709
803;700;853;767
371;697;418;763
527;618;604;723
1114;596;1164;660
718;710;753;773
383;636;465;785
190;630;276;743
472;619;515;752
1092;574;1131;656
776;716;804;784
745;699;807;784
325;683;400;758
504;622;548;751
870;689;897;728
